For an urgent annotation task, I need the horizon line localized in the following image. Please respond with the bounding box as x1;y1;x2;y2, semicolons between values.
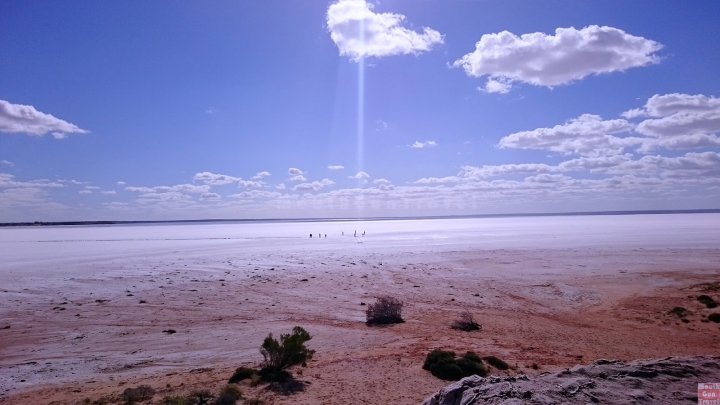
2;208;720;228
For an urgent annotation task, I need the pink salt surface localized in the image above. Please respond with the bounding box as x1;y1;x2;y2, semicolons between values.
1;214;720;404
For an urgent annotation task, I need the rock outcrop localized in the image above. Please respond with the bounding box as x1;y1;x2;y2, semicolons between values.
421;356;720;405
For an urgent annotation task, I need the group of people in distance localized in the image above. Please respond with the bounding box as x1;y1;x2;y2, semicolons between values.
309;230;366;238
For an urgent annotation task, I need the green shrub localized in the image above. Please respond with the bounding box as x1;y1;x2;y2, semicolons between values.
162;396;187;405
483;356;509;370
709;313;720;323
260;326;314;372
215;384;242;405
366;296;404;325
188;390;213;405
121;385;155;404
422;350;486;381
228;367;258;383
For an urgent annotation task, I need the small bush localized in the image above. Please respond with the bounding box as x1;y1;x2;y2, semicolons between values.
121;385;155;404
244;400;264;405
215;384;242;405
483;356;509;370
709;313;720;323
188;390;214;405
366;296;404;325
451;311;481;331
668;307;687;317
260;326;314;372
162;396;187;405
228;367;258;383
698;295;718;308
249;374;262;386
422;350;487;381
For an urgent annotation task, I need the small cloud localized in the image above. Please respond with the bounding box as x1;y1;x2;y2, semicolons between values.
292;178;335;191
373;178;391;184
327;165;345;170
205;107;216;114
621;108;646;119
101;190;117;195
411;140;437;148
117;181;126;186
288;167;304;176
252;171;271;179
349;171;370;179
0;99;89;138
79;190;92;194
375;120;388;131
84;186;100;190
276;183;286;190
288;174;307;182
1;160;13;166
200;192;221;200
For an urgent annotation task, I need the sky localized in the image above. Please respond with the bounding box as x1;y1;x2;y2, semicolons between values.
1;0;720;221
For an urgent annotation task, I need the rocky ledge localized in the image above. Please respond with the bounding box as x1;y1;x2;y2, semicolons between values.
421;356;720;405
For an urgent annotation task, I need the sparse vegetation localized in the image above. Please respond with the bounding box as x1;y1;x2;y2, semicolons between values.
483;355;509;370
187;390;213;405
709;313;720;323
244;400;264;405
162;396;187;405
423;350;487;380
668;306;688;318
365;296;404;325
121;385;155;404
257;326;314;382
228;367;258;383
215;384;242;405
451;310;481;331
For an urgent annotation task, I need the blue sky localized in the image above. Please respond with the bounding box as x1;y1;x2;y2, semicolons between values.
1;0;720;221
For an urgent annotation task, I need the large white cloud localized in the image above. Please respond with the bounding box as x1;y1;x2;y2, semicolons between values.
498;114;634;156
453;26;662;93
0;100;89;137
327;0;443;61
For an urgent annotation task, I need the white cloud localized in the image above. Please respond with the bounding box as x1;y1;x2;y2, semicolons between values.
252;171;271;179
0;100;89;137
117;181;126;186
238;179;264;188
193;172;240;185
349;171;370;179
288;168;304;176
84;186;100;190
200;192;221;200
498;114;634;156
1;160;13;166
126;184;210;194
633;94;720;138
276;183;286;190
327;165;345;170
326;0;443;61
411;140;437;148
373;178;391;184
453;26;662;93
288;175;307;182
79;190;92;194
101;190;117;195
292;178;335;191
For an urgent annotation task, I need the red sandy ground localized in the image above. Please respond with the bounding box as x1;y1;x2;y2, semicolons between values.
1;247;720;404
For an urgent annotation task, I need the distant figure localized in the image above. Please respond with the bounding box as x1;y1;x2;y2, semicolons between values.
324;234;327;238
342;231;344;235
363;231;365;236
310;233;312;238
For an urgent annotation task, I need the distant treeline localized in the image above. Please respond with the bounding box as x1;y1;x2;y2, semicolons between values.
2;209;720;228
